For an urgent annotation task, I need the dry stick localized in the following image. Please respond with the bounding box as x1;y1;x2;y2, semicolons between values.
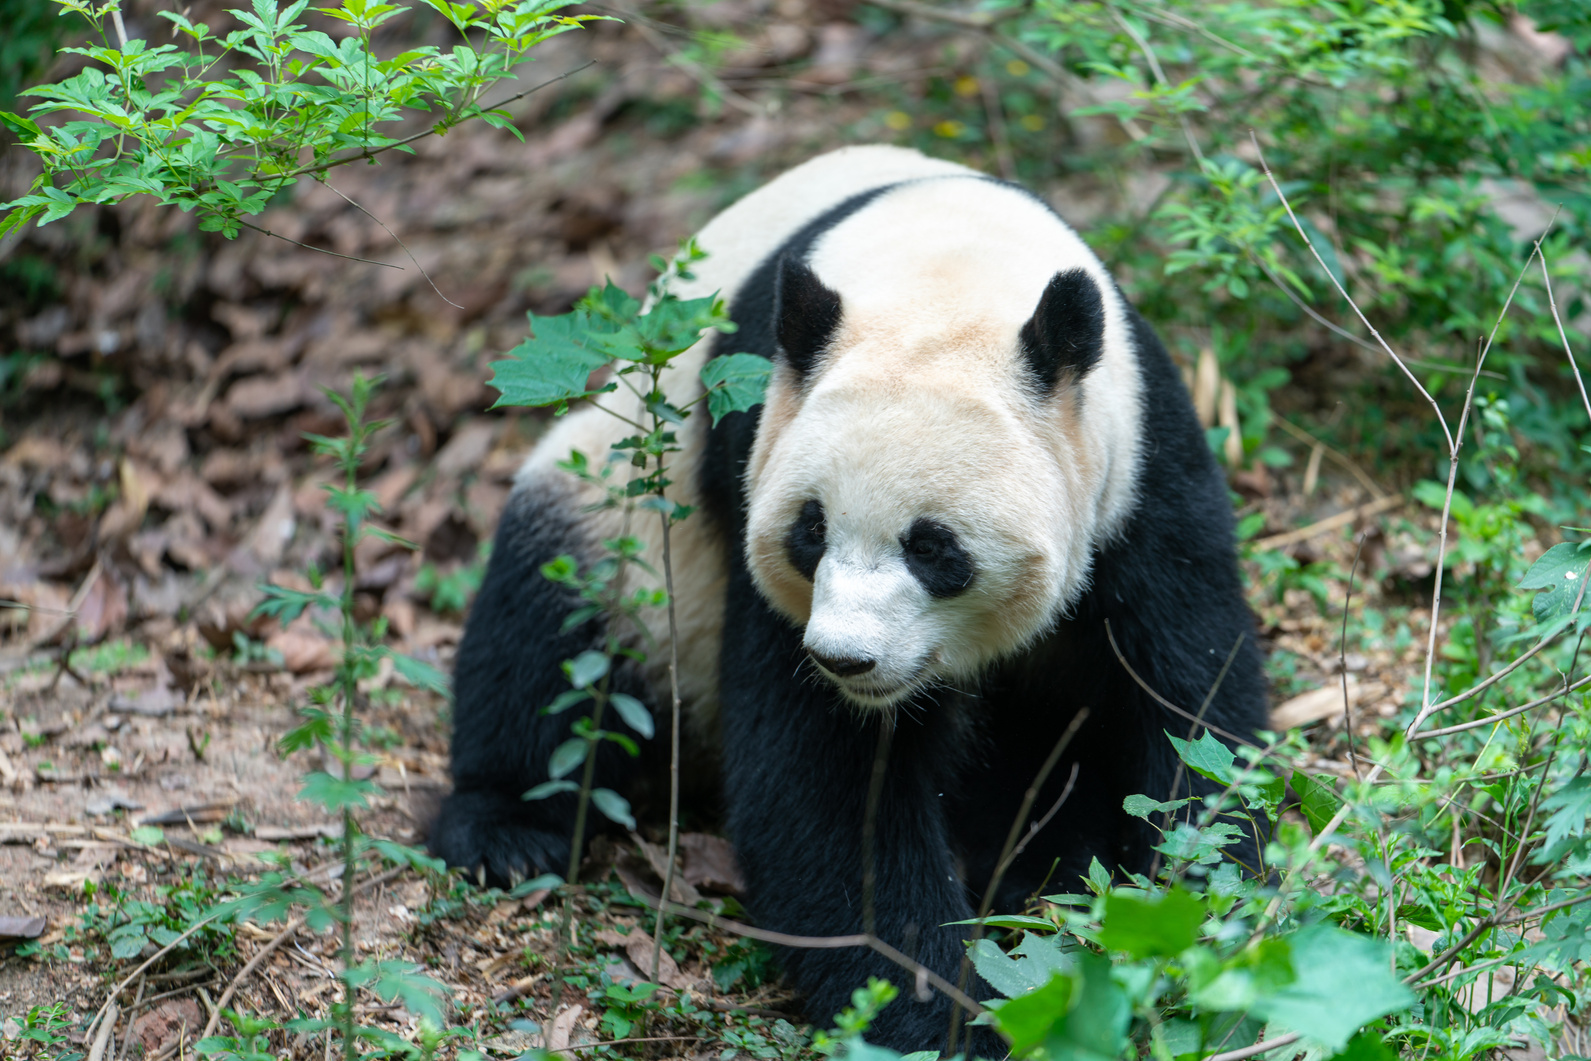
1340;535;1368;779
1250;491;1405;554
86;1001;118;1061
634;893;987;1020
948;712;1090;1055
1536;243;1591;424
198;866;406;1041
234;219;402;269
84;911;227;1044
1104;620;1261;749
115;977;148;1061
1205;1031;1302;1061
1270;416;1389;500
1405;891;1591;985
1250;132;1453;450
1413;674;1591;741
320;180;464;309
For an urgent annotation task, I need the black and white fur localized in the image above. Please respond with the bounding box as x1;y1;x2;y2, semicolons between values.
432;146;1266;1052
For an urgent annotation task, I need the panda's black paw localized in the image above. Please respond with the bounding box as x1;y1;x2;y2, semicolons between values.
429;788;571;888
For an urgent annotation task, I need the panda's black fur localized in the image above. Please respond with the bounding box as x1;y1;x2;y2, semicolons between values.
433;155;1266;1054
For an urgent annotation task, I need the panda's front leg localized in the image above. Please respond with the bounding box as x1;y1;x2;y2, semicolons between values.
431;489;651;887
718;567;999;1055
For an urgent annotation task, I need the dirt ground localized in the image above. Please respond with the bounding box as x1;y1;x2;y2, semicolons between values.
0;0;1442;1053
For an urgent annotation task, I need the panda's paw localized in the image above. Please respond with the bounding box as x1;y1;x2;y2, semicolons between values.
429;788;571;888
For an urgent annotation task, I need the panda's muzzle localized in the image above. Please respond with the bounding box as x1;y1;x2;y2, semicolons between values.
807;650;876;678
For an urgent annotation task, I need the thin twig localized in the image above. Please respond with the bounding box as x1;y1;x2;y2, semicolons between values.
633;893;986;1019
1104;620;1261;748
1270;416;1389;500
1251;132;1451;450
861;714;896;940
198;866;406;1040
320;180;463;309
1248;493;1404;552
650;462;685;983
1536;237;1591;424
1203;1031;1302;1061
949;712;1089;1052
1340;535;1367;778
1412;674;1591;740
235;219;403;269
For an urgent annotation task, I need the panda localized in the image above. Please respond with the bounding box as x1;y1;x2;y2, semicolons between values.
432;145;1266;1051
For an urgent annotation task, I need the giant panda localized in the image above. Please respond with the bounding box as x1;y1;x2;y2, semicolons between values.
432;145;1267;1051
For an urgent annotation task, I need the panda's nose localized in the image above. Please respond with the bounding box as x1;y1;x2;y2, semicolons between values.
809;650;876;677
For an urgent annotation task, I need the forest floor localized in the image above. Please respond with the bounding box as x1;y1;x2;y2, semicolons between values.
0;0;1468;1055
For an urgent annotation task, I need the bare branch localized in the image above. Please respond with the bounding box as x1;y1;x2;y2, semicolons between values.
235;219;402;269
1412;673;1591;741
321;179;464;309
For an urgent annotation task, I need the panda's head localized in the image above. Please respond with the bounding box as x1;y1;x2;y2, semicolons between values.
742;182;1141;709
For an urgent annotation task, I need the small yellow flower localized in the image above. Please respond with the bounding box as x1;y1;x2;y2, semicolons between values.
934;119;966;138
1020;114;1044;132
1006;59;1030;77
953;75;980;98
884;110;912;131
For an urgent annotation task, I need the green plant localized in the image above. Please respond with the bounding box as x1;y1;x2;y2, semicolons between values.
0;0;599;242
413;543;490;615
487;241;770;977
207;375;456;1060
7;1001;85;1061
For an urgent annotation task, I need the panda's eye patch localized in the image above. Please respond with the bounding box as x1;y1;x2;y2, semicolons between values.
784;499;826;581
901;519;975;599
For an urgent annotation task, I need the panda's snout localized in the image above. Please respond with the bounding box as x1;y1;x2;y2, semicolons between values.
807;650;876;678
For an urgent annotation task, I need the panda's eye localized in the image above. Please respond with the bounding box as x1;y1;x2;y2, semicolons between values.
901;519;975;599
784;499;826;582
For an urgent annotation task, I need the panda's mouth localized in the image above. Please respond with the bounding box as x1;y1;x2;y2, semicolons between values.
822;662;934;708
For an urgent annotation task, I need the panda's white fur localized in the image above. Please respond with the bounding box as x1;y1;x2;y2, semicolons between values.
511;145;1142;712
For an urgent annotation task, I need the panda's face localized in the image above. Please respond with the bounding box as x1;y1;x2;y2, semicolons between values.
744;381;1078;709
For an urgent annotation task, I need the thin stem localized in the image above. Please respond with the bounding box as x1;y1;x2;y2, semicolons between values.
861;714;896;940
337;420;359;1061
948;711;1088;1055
650;427;684;983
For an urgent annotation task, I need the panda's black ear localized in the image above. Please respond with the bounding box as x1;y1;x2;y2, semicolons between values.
774;255;843;379
1019;268;1105;395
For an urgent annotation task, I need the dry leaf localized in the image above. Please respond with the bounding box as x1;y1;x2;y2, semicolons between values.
1270;676;1361;730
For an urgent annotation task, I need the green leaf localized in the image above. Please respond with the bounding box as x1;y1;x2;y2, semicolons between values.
544;688;592;715
389;651;451;697
608;692;654;739
1518;541;1591;629
1035;951;1128;1061
1122;793;1193;820
991;971;1073;1055
563;650;609;689
548;738;588;780
523;779;578;801
968;931;1072;1000
1098;888;1204;958
590;787;635;829
298;771;379;811
129;825;166;846
490;312;613;409
700;353;773;425
363;959;451;1025
1327;1033;1397;1061
1166;731;1236;785
945;914;1058;931
508;873;563;898
1292;772;1343;837
1252;924;1414;1050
